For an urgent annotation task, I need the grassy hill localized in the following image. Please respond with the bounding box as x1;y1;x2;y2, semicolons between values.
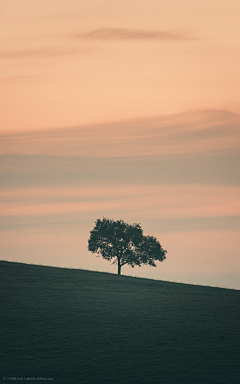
0;261;240;384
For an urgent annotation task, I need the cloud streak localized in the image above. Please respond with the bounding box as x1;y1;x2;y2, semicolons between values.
0;48;87;60
77;28;194;41
1;150;240;188
1;185;240;219
1;110;239;157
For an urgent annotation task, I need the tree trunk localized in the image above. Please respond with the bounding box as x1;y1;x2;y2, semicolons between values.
118;258;121;275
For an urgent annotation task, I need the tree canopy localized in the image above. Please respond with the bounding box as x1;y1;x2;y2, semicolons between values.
88;218;167;275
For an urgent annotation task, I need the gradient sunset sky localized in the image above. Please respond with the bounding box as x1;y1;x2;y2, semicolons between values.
1;0;240;288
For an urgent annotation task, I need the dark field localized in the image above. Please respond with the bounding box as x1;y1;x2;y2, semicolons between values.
0;261;240;384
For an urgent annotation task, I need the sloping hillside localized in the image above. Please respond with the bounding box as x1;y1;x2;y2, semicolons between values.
0;261;239;384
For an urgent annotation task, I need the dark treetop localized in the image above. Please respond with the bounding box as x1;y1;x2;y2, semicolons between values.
88;218;167;275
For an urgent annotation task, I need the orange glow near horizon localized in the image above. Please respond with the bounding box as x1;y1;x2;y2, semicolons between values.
1;185;240;219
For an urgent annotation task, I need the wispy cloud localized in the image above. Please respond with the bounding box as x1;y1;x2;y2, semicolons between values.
76;27;195;41
1;185;239;219
1;110;239;157
1;150;239;188
0;47;87;60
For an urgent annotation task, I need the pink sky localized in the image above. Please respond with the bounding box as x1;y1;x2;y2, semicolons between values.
1;185;240;218
1;0;240;132
0;0;240;288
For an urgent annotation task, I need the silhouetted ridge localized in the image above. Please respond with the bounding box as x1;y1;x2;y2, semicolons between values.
1;260;240;384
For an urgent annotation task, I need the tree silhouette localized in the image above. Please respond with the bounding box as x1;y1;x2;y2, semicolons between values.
88;218;167;275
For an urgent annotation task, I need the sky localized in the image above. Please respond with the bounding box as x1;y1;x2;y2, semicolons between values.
0;0;240;289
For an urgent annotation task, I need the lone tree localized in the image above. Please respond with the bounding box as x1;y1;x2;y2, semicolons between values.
88;218;167;275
